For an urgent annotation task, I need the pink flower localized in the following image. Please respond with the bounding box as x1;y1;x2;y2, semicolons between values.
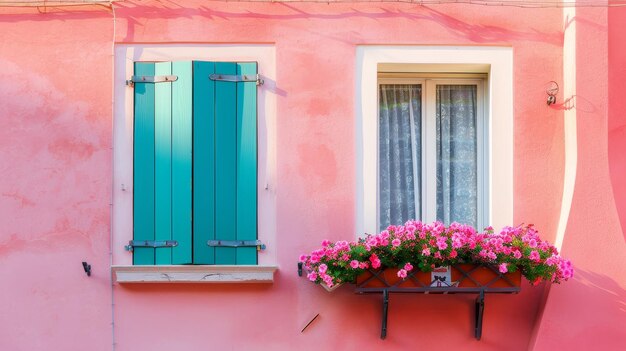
299;254;308;262
392;238;401;247
437;241;448;250
499;263;508;273
529;250;540;262
322;275;334;287
404;263;413;271
546;255;559;266
318;264;328;274
371;258;381;269
307;272;318;281
321;240;331;247
397;269;408;279
449;249;458;258
513;250;522;259
561;267;574;279
350;260;359;269
452;239;463;249
528;239;538;248
422;248;431;256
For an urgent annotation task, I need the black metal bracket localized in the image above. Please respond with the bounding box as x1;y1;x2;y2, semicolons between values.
381;290;389;339
299;264;519;340
375;289;486;340
475;290;485;340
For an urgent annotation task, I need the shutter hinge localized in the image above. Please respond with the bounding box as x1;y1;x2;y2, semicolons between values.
125;240;178;251
209;73;264;86
125;75;178;87
207;240;266;251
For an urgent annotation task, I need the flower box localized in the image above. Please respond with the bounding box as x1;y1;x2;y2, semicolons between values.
355;264;522;292
299;221;573;289
299;221;572;340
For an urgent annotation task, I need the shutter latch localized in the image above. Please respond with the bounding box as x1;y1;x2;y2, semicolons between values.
207;240;266;251
209;74;264;86
125;240;179;251
125;75;178;87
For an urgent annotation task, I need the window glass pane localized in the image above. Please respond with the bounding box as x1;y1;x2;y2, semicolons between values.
436;84;478;227
379;84;422;231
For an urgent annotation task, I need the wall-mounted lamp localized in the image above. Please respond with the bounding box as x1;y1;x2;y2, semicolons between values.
546;81;559;105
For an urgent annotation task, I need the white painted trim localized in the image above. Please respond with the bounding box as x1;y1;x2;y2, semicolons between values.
111;265;278;284
356;46;513;237
556;6;577;251
113;44;277;265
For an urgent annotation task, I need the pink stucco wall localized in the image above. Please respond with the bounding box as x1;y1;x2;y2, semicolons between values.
531;5;626;350
609;7;626;242
0;1;623;350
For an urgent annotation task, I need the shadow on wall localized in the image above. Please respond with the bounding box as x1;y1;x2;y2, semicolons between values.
558;268;626;347
117;2;563;46
0;2;562;47
549;94;596;112
531;268;626;349
572;269;626;314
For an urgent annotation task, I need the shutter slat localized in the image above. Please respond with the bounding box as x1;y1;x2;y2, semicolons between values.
133;62;156;265
193;61;216;264
236;62;258;265
154;62;173;265
171;61;193;264
214;62;238;265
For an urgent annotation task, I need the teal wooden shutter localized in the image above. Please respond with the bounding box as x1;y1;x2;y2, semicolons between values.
193;61;258;265
133;61;193;265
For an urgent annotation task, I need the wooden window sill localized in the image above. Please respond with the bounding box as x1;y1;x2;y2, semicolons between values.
111;265;278;284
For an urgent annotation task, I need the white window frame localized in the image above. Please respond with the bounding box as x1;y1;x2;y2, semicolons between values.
377;77;487;230
112;44;277;268
356;46;513;237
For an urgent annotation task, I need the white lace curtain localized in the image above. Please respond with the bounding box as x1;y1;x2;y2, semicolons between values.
436;85;478;228
379;84;421;231
378;83;477;231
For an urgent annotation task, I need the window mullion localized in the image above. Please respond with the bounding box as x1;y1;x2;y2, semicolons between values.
408;86;420;220
424;80;437;223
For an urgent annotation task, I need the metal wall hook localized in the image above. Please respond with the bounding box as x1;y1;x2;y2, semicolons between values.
82;262;91;277
546;81;559;105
